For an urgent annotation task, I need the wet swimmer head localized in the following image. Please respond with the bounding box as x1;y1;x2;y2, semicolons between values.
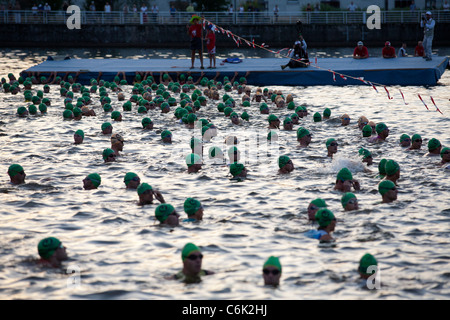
186;153;202;173
427;138;442;156
306;209;337;241
137;183;165;205
357;116;369;130
341;113;351;126
297;127;311;147
399;134;411;147
7;164;26;184
141;117;153;130
326;138;338;158
101;122;113;135
440;147;450;165
307;198;327;221
323;108;331;119
83;173;101;190
283;117;294;130
313;112;322;123
384;159;400;184
372;122;390;142
378;180;397;203
278;155;294;174
111;133;124;155
155;203;180;227
262;256;282;287
377;158;387;178
358;253;378;280
230;162;248;180
102;148;116;163
341;192;359;211
335;167;360;192
359;148;373;166
174;243;214;283
184;198;204;221
409;134;422;150
268;114;280;129
123;172;140;189
37;237;68;268
362;124;373;138
209;146;224;161
161;130;172;143
73;129;84;144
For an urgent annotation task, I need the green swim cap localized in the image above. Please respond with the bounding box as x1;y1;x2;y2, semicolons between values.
182;243;200;261
260;103;268;111
217;103;225;112
8;164;24;177
287;101;296;110
28;104;37;115
111;110;121;120
297;127;310;139
190;137;202;150
209;146;223;159
124;172;138;186
315;208;335;228
268;114;279;123
39;103;47;113
378;159;387;175
155;203;175;223
359;253;378;275
63;109;74;119
137;182;152;195
87;173;101;188
313;112;322;122
230;162;245;177
411;134;421;142
38;237;62;259
311;198;327;208
184;198;202;216
141;117;153;128
337;167;352;181
102;148;115;160
161;130;172;139
138;106;147;113
242;101;250;108
278;155;291;169
75;129;84;139
72;107;81;117
267;130;278;141
186;153;201;167
362;125;372;137
101;122;112;131
323;108;331;117
341;192;356;208
241;111;250;121
385;160;399;176
428;138;441;151
283;117;292;125
263;256;282;272
400;134;410;143
358;148;372;159
375;122;388;134
326;138;336;148
378;180;395;195
187;113;197;124
224;107;233;117
441;147;450;158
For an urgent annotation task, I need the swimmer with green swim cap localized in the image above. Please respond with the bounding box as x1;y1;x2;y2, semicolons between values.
101;122;113;135
378;180;397;203
186;153;202;173
74;129;84;145
268;114;280;129
335;167;360;192
183;198;204;221
278;155;294;174
297;127;311;147
230;162;247;179
155;203;179;227
408;134;422;150
427;138;442;156
103;148;116;163
440;147;450;165
312;208;337;241
341;192;358;211
161;130;172;143
313;112;322;122
362;124;372;138
137;182;165;206
111;110;122;121
83;173;101;190
358;148;373;166
384;159;400;184
141;117;153;130
174;243;214;283
37;237;68;268
377;158;387;178
190;137;203;155
283;117;293;131
326;138;338;158
369;122;389;143
7;164;26;184
111;133;124;156
209;146;224;163
263;256;282;286
323;108;331;119
358;253;378;280
124;172;140;189
228;146;240;163
399;134;411;147
307;198;327;221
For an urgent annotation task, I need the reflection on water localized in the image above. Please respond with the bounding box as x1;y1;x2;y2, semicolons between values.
0;48;449;300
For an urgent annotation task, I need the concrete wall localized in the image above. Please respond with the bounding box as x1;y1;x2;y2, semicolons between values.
1;23;449;48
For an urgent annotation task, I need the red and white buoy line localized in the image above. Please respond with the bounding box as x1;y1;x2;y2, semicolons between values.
201;17;445;115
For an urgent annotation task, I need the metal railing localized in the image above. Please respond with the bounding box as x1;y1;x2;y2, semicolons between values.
1;10;450;25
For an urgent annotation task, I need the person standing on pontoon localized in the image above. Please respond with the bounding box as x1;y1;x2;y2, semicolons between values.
421;11;435;61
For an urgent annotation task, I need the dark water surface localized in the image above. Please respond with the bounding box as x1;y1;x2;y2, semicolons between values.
0;47;449;300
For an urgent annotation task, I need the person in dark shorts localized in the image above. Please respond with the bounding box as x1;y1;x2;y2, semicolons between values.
187;15;204;69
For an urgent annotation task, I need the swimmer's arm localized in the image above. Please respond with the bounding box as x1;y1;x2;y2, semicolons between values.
96;71;103;82
230;71;238;84
212;71;220;81
153;190;165;203
352;179;361;191
319;234;333;241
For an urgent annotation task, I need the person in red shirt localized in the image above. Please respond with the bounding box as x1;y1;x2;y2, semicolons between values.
353;41;369;59
382;41;396;58
187;15;204;69
205;24;216;69
414;41;425;57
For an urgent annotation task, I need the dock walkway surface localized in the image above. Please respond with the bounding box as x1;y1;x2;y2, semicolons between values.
21;56;449;86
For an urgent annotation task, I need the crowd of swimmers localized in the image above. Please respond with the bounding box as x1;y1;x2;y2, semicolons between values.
2;70;448;286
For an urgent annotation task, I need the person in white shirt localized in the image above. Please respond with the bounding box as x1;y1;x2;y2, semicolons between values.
104;2;111;13
398;43;407;57
420;11;436;61
348;1;357;11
